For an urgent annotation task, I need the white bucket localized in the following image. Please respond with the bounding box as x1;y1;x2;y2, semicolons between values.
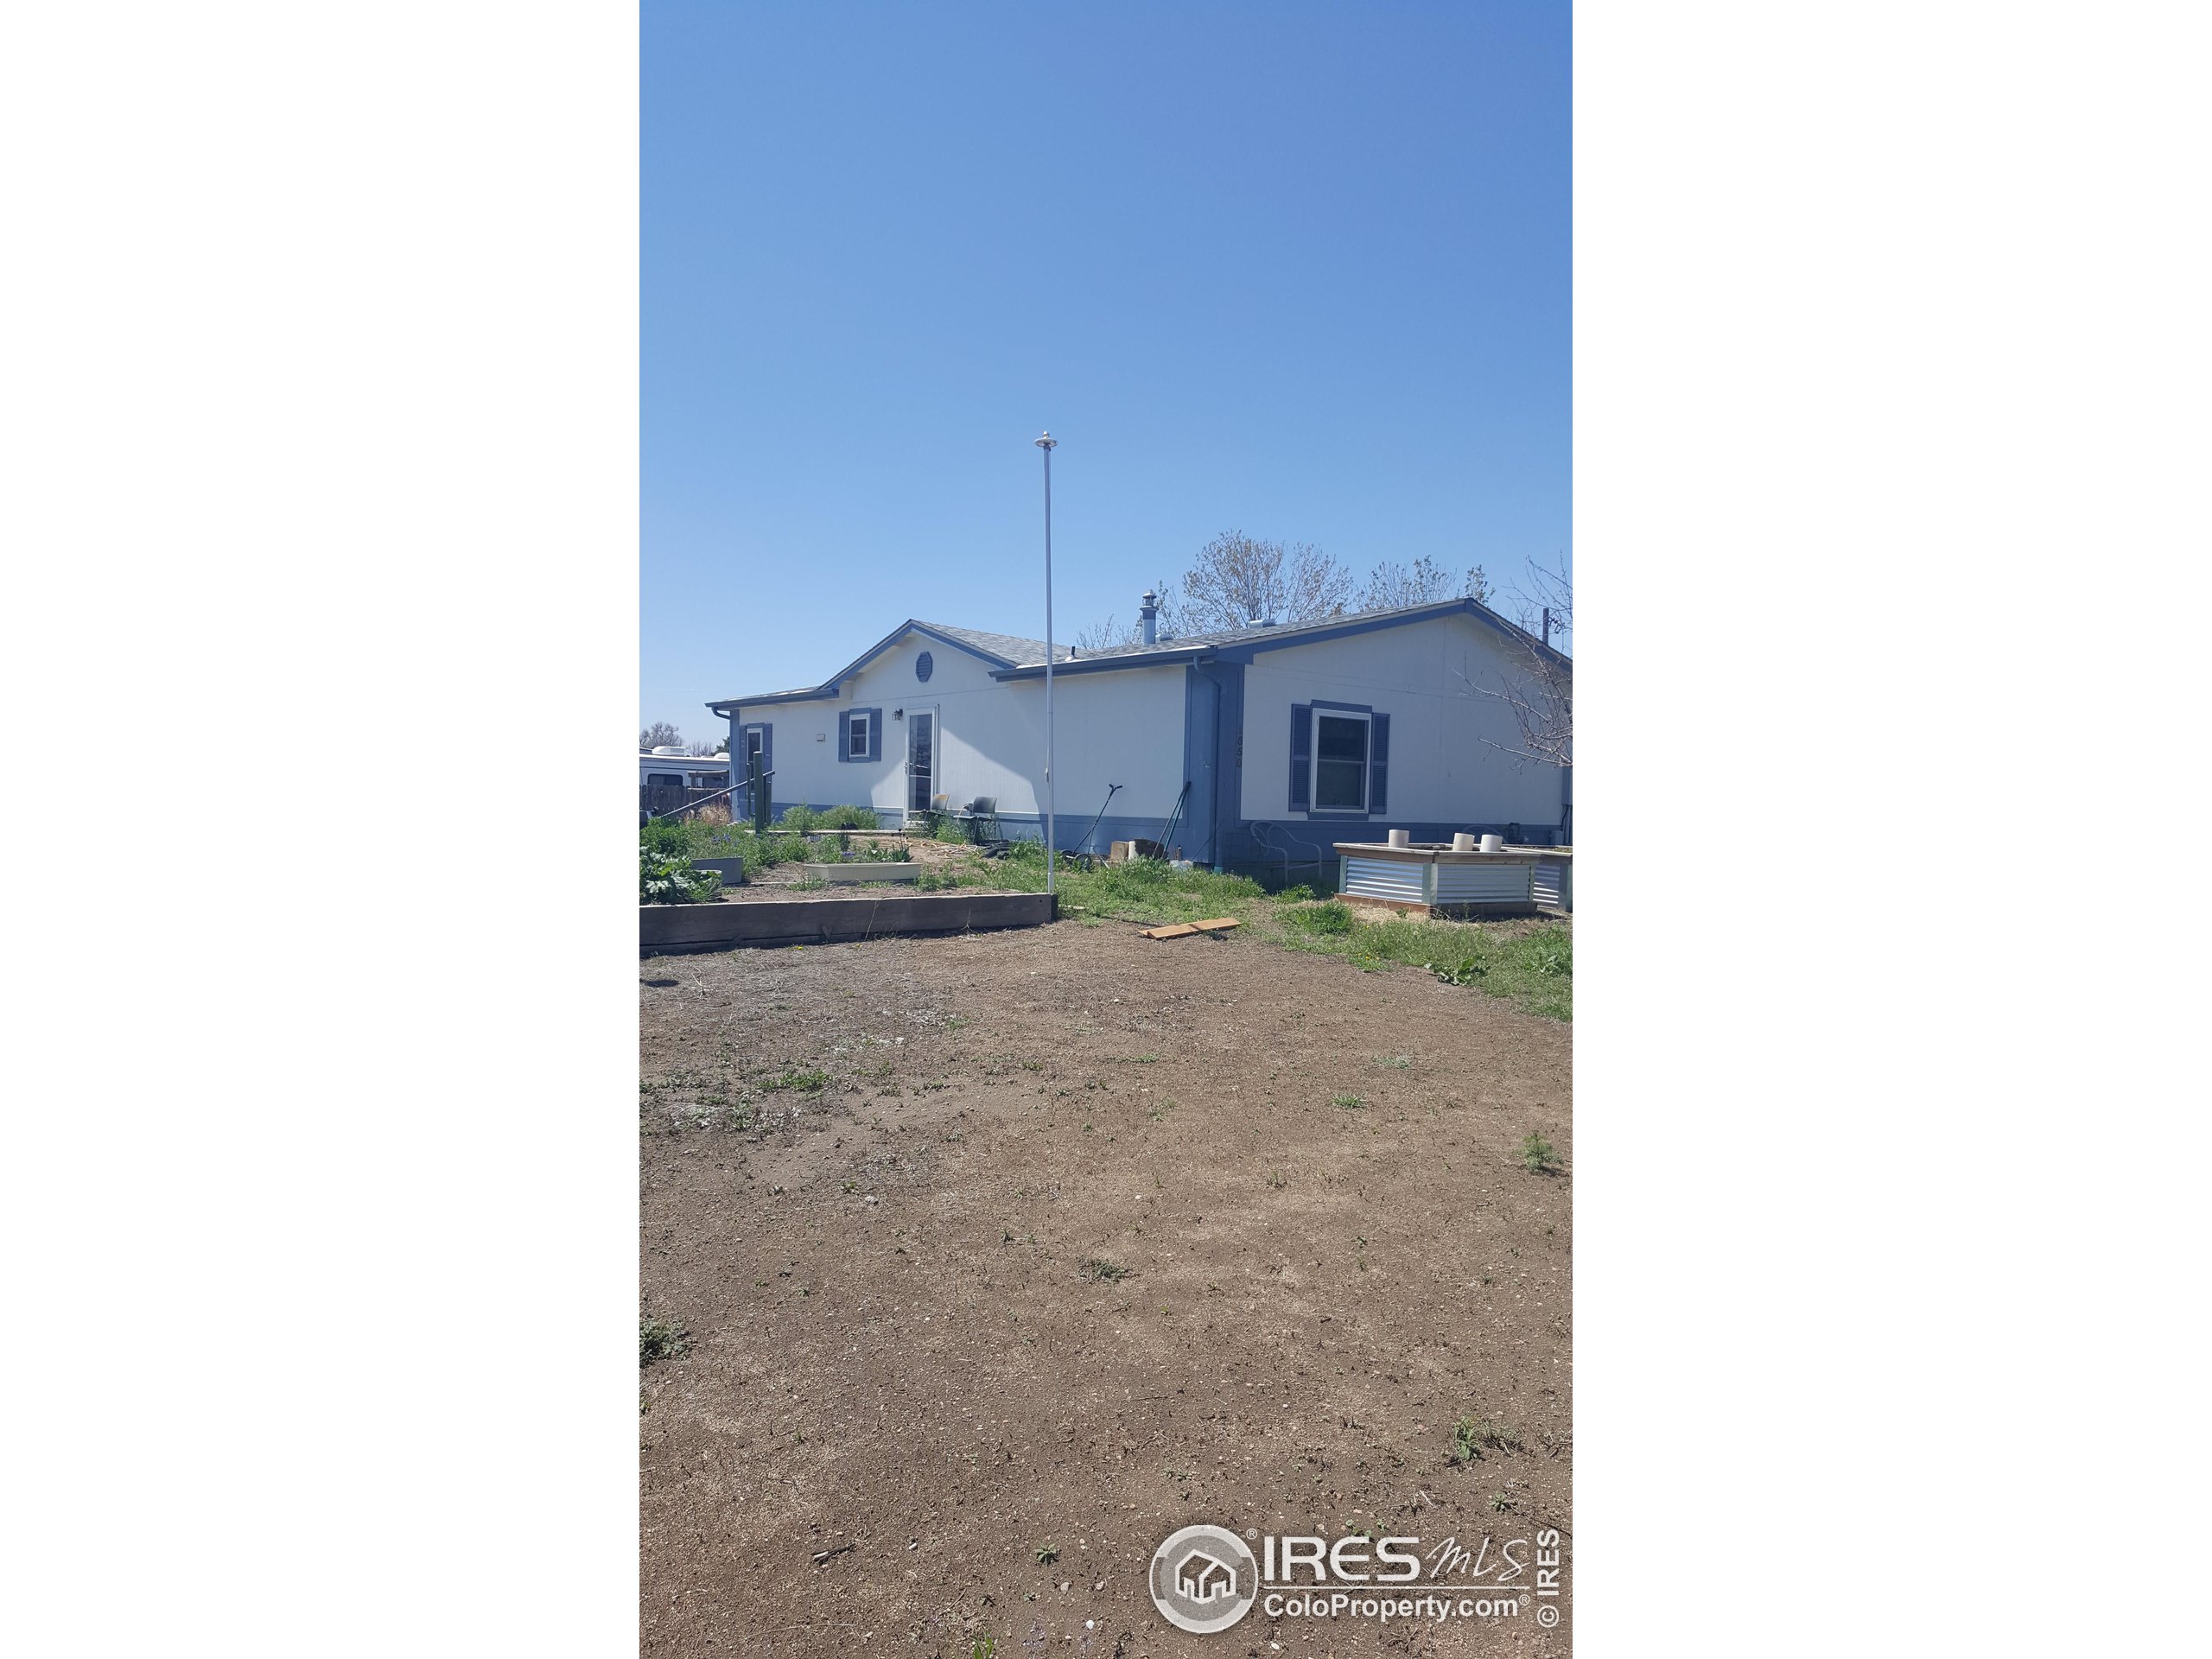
1452;832;1477;852
1479;833;1506;854
1387;829;1411;848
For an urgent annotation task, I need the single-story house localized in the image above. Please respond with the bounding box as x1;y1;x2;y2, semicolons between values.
707;592;1571;881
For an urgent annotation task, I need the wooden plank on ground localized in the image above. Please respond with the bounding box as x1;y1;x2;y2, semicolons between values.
1139;918;1242;940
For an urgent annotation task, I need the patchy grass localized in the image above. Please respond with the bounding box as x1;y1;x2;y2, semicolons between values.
1276;911;1573;1020
1080;1257;1132;1283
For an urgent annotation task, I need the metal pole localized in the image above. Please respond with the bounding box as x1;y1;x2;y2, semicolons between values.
1035;431;1058;894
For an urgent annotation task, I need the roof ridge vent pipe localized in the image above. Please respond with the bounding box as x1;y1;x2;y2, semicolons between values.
1140;590;1159;645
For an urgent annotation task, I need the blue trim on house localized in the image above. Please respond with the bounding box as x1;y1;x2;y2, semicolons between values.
1182;660;1244;870
1300;699;1383;822
838;707;883;762
1180;665;1214;868
710;620;1026;716
709;684;841;715
991;645;1214;681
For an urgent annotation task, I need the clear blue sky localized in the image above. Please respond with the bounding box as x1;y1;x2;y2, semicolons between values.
643;0;1569;741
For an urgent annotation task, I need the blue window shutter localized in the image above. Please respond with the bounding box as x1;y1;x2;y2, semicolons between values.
869;709;882;761
837;711;851;761
1369;713;1389;814
1289;703;1312;810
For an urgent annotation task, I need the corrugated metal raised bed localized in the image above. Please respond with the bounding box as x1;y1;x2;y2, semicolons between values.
1334;836;1541;918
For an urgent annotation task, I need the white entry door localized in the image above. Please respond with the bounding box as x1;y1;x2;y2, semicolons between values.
906;710;935;816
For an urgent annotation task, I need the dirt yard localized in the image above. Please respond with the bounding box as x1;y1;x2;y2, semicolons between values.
641;917;1572;1656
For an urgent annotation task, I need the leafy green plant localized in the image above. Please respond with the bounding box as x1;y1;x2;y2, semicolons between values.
792;873;829;891
1282;900;1356;935
819;804;879;829
1033;1543;1058;1565
639;1313;690;1366
855;840;912;861
1332;1093;1365;1109
640;847;722;906
639;817;692;856
776;804;825;834
1274;883;1318;903
1080;1258;1130;1282
1520;1132;1558;1173
1427;954;1488;985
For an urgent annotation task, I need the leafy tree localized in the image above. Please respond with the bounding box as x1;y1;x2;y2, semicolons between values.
639;721;683;751
1176;531;1354;632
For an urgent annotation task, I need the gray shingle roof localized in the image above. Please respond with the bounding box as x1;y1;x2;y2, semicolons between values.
710;599;1562;710
910;621;1071;665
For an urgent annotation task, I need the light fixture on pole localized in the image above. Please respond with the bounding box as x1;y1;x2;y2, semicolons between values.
1034;430;1058;897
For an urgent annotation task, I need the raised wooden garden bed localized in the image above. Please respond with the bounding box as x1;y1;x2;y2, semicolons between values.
640;891;1056;955
798;861;921;884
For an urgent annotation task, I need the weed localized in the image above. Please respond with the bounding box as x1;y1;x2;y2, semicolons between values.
1332;1093;1365;1110
1490;1491;1516;1513
1376;1053;1413;1069
1081;1257;1131;1282
1266;1170;1286;1189
1033;1543;1058;1565
1520;1132;1559;1173
1282;900;1355;935
792;873;829;891
639;1313;690;1367
1447;1416;1522;1465
760;1067;829;1094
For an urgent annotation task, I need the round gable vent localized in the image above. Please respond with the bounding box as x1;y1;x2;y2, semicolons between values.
915;651;934;683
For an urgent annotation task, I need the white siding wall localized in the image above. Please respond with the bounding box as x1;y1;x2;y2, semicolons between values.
742;632;1186;823
1240;614;1569;828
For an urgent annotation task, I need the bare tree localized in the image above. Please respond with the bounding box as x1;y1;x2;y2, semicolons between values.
1360;556;1491;611
639;721;683;750
1177;531;1354;632
1076;579;1182;651
1452;556;1572;769
687;739;725;757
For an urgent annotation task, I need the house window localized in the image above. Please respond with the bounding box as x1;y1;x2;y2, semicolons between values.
848;712;871;758
646;772;683;788
1313;711;1370;810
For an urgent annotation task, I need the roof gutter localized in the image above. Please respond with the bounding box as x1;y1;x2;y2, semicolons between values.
991;645;1217;682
